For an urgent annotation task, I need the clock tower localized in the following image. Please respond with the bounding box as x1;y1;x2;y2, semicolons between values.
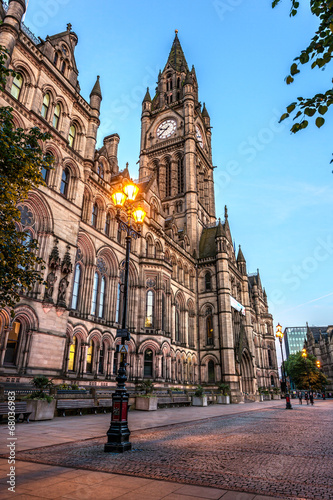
139;31;216;254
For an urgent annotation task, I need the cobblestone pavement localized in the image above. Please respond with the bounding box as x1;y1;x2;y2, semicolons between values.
10;402;333;500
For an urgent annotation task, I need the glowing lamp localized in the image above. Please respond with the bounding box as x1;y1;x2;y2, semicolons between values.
112;189;127;207
302;348;307;358
316;360;320;368
132;206;146;224
123;180;139;202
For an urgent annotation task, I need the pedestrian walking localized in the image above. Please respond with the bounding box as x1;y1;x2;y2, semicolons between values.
322;392;326;400
298;391;303;405
309;392;314;405
305;392;309;405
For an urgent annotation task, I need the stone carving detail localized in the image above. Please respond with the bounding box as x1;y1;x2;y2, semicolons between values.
146;278;156;289
57;276;69;307
49;239;61;269
97;257;107;275
18;205;35;228
75;247;83;263
44;272;57;303
61;245;73;275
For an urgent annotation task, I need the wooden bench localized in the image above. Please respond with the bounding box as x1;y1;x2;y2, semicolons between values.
56;399;97;417
97;399;113;413
0;402;31;423
172;395;191;407
157;396;173;408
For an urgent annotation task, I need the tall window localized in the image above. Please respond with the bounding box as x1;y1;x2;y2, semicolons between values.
105;212;111;236
161;293;166;332
268;349;272;367
10;73;23;100
205;272;212;292
54;52;58;66
41;93;50;119
91;203;98;228
41;165;49;184
68;124;76;148
99;343;105;374
208;360;215;383
68;336;77;371
144;349;153;377
61;61;66;75
145;290;154;328
117;225;122;244
188;312;195;347
175;302;180;342
178;157;184;193
53;103;61;129
91;272;99;315
4;322;21;365
206;307;213;345
86;340;94;373
97;162;104;178
271;375;275;387
98;276;105;318
71;264;81;310
166;159;171;197
60;168;70;197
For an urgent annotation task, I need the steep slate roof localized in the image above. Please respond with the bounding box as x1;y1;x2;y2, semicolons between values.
164;32;189;72
308;326;328;342
199;226;218;258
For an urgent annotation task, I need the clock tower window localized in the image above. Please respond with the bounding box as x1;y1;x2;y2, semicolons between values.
166;160;172;197
178;157;184;194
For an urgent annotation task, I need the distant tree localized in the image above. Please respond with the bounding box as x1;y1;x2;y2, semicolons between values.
284;351;329;391
272;1;333;159
0;47;52;310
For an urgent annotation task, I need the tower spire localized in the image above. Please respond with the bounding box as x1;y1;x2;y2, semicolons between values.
164;30;188;72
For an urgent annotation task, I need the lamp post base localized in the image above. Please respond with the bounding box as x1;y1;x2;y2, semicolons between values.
285;393;293;410
105;389;131;453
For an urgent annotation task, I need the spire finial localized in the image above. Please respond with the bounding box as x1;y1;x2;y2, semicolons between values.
224;205;228;219
67;23;72;32
175;29;178;34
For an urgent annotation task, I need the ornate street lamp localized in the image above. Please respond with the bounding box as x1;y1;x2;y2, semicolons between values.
105;178;146;453
302;348;311;395
276;324;292;410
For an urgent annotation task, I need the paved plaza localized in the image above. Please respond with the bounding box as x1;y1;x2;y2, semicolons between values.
0;400;332;500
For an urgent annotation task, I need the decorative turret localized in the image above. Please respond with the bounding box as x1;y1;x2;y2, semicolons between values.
237;245;247;275
223;206;233;244
202;102;210;127
103;134;120;175
0;0;26;64
142;87;152;113
89;75;102;111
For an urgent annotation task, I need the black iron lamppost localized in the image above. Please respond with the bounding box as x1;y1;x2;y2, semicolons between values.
104;178;146;453
302;348;311;395
276;324;292;410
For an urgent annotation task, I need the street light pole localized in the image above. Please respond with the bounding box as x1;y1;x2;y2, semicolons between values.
276;324;292;410
104;179;146;453
302;348;311;395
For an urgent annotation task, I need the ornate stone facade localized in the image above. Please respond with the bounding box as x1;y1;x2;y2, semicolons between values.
0;1;278;400
305;325;333;392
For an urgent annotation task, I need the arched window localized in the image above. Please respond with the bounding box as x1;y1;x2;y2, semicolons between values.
205;272;212;292
206;307;213;345
60;168;70;197
145;290;154;328
54;52;58;66
98;276;105;318
271;375;275;387
189;272;194;291
208;360;215;383
4;321;21;365
71;263;81;310
161;293;166;332
86;340;94;373
61;60;66;75
144;349;153;377
105;212;111;236
41;93;50;119
178;157;184;193
68;336;77;371
53;103;61;129
99;343;105;374
41;165;49;184
91;272;99;316
11;73;23;100
175;302;180;342
268;349;272;367
68;124;76;148
91;203;98;228
166;159;171;197
113;350;118;375
97;162;104;179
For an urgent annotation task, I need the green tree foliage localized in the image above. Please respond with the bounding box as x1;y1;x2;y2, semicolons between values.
272;0;333;157
0;48;52;310
284;351;329;390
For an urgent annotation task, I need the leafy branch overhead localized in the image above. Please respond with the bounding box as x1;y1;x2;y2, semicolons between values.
272;1;333;150
0;47;53;310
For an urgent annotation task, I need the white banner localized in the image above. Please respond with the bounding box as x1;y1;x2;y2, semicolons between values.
230;296;246;316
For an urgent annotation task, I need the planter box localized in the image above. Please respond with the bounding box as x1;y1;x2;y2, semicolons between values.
26;400;56;421
272;394;281;400
192;396;208;406
217;395;230;404
135;396;158;411
263;394;271;401
259;394;264;402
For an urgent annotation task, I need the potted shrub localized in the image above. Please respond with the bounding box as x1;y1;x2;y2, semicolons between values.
258;387;264;402
192;385;208;406
25;376;56;421
135;380;158;411
217;383;230;404
272;387;281;400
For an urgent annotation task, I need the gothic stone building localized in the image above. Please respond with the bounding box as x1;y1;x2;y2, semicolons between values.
0;0;279;401
305;325;333;393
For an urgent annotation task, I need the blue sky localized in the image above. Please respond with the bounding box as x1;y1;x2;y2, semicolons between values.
24;0;332;331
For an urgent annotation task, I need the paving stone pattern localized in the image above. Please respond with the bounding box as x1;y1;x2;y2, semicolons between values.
12;406;333;500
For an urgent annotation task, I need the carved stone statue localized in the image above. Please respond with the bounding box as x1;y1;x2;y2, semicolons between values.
57;276;69;307
44;272;57;303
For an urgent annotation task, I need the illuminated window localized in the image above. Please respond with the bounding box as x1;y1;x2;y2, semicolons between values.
86;340;94;373
41;93;50;119
145;290;154;327
53;103;61;129
206;307;213;345
68;124;76;148
4;322;21;365
11;73;23;100
68;336;77;371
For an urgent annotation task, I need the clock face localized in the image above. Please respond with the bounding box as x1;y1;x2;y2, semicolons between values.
196;126;204;148
156;119;177;139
